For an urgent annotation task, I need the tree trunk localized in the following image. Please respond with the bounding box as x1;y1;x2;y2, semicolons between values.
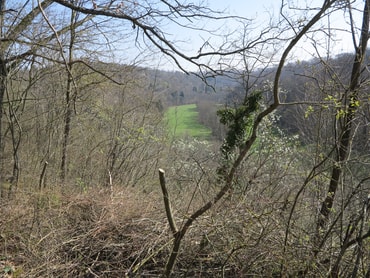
0;0;6;183
0;61;5;182
60;75;73;182
318;0;370;230
60;9;77;182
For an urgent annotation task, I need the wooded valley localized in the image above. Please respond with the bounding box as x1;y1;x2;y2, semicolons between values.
0;1;369;277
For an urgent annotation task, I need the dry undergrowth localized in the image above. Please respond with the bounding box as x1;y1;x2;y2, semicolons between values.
0;186;171;277
1;184;303;277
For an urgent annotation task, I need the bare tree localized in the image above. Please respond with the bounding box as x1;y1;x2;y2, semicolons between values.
318;0;370;229
0;0;51;185
277;1;370;276
156;1;339;276
56;1;370;276
0;0;97;187
50;0;267;75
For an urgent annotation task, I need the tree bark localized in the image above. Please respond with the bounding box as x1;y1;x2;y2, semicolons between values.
60;8;77;182
318;0;370;230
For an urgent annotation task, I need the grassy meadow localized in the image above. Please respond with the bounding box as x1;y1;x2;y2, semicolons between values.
165;104;212;139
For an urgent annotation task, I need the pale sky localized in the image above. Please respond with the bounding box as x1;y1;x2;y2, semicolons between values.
110;1;363;71
211;0;361;52
216;0;279;18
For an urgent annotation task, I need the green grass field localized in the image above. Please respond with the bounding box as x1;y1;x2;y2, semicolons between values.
165;104;212;139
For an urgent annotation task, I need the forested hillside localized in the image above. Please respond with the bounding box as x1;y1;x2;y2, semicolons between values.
1;1;369;277
195;53;370;148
